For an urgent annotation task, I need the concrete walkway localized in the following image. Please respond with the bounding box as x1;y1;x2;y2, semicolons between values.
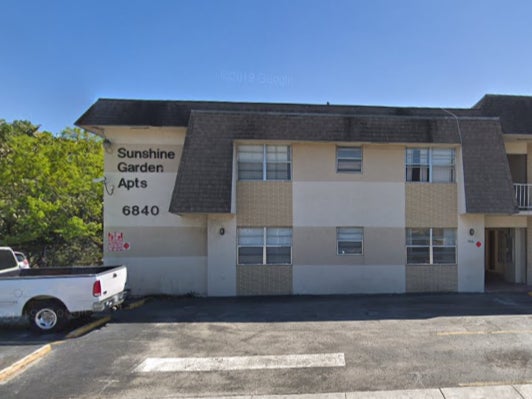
182;385;532;399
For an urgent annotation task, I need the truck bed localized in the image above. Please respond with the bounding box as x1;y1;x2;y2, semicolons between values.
0;265;123;279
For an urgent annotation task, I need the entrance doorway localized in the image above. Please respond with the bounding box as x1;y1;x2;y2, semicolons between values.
485;228;527;291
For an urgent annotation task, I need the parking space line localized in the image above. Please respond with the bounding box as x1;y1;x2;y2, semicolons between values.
0;344;51;383
135;353;346;372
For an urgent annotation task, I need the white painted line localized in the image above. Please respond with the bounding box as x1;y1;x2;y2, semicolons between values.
258;394;347;399
135;353;345;372
257;394;346;399
346;388;444;398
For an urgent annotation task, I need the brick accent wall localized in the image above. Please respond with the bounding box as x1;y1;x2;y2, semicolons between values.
236;181;292;226
406;184;458;228
406;265;458;292
237;265;292;295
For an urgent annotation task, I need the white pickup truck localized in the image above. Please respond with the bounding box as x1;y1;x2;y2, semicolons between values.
0;247;127;333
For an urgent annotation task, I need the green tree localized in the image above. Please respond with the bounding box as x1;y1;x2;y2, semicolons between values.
0;120;103;266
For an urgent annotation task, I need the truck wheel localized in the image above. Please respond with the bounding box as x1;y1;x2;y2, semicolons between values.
28;300;69;333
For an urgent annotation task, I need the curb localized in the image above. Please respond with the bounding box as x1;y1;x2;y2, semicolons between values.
66;315;111;339
124;297;149;310
0;344;52;383
0;315;112;383
177;384;532;398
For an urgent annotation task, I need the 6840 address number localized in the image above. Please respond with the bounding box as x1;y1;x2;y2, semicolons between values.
122;205;160;216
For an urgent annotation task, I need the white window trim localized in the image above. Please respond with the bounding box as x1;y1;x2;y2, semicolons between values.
406;228;457;265
237;144;292;181
336;146;363;174
237;227;293;265
336;227;364;256
405;148;455;183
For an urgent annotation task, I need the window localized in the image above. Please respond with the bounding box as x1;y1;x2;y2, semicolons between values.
406;228;456;264
406;148;455;182
336;147;362;173
237;145;263;180
337;227;363;255
238;145;291;180
238;227;292;265
0;250;17;271
406;148;429;182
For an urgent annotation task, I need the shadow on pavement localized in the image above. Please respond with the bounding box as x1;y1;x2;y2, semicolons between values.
0;314;105;346
111;292;532;324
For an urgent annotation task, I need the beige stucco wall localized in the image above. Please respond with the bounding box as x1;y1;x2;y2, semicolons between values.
293;227;405;265
103;226;206;258
485;216;527;228
293;182;405;228
101;126;187;145
100;129;490;296
236;181;292;226
293;265;405;294
103;126;208;295
105;256;206;296
290;143;406;295
505;141;528;154
103;127;193;230
207;214;237;296
293;143;404;182
104;144;183;173
405;184;458;227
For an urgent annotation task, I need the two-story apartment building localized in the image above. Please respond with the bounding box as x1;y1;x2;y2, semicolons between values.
75;94;532;296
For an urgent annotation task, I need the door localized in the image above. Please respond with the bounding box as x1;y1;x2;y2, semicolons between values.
485;228;516;283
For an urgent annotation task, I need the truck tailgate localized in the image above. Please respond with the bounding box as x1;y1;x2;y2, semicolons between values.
96;265;127;300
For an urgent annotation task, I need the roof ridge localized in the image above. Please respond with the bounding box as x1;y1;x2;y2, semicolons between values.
189;108;494;120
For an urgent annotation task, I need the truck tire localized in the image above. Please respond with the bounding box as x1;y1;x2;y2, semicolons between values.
28;300;69;333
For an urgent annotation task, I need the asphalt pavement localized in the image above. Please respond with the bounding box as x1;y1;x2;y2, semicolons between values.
2;292;532;398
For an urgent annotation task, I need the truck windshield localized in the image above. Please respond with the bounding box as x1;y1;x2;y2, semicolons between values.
0;250;18;270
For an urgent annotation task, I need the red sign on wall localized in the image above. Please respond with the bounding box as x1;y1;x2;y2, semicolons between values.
107;232;131;252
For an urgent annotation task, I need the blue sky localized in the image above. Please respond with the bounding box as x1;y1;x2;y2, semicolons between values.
1;0;532;133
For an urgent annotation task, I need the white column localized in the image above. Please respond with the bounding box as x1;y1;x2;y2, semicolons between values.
207;214;237;296
457;215;485;292
514;228;526;284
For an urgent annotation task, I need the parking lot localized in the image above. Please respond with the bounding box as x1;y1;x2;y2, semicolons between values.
2;292;532;398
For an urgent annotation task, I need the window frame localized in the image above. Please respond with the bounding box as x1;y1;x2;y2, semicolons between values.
336;227;364;256
406;228;456;265
405;148;455;183
237;227;293;265
237;144;292;181
336;146;363;173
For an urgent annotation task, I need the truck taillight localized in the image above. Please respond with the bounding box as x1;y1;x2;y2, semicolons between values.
93;280;102;297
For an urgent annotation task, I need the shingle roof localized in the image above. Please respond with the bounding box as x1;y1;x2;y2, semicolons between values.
475;94;532;134
75;96;522;216
168;111;515;214
75;98;481;129
459;119;517;214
